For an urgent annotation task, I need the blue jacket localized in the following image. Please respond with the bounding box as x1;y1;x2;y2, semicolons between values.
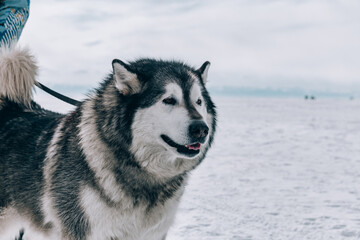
0;0;29;22
0;0;30;46
0;0;29;9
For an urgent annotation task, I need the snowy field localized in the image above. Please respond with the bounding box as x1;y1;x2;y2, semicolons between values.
166;97;360;240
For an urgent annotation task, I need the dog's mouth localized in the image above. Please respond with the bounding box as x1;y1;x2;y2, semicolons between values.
161;135;201;157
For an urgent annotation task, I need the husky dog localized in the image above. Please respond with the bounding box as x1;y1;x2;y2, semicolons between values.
0;46;216;240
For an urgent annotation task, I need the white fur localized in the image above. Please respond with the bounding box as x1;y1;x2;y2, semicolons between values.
131;84;191;179
0;207;27;240
130;82;212;179
81;184;184;240
0;207;48;240
0;44;38;107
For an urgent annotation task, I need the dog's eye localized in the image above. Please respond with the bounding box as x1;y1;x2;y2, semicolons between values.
196;98;202;106
163;97;177;105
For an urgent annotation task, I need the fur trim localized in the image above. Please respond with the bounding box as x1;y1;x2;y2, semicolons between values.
0;44;38;108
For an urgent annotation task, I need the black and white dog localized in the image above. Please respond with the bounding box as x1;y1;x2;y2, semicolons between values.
0;45;216;240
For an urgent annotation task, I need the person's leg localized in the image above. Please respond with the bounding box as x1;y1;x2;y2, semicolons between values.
0;0;30;47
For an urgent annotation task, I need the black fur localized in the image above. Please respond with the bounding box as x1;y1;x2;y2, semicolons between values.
0;100;61;227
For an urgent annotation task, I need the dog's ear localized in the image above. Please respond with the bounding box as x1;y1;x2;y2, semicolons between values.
112;59;141;95
197;61;210;85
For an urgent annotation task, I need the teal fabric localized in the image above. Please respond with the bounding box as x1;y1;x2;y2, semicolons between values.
0;0;29;10
0;0;30;46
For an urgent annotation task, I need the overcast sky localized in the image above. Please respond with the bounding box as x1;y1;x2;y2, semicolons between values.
19;0;360;96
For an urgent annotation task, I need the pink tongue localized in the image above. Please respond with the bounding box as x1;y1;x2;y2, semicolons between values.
187;143;201;150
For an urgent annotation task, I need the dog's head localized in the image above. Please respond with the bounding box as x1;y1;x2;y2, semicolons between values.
110;59;216;178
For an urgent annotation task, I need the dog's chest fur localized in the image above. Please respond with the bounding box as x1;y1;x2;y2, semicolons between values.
81;185;183;240
40;105;187;240
75;100;184;239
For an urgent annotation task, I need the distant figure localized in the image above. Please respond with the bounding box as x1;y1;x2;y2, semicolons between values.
310;96;316;100
304;95;309;100
350;96;354;100
0;0;30;46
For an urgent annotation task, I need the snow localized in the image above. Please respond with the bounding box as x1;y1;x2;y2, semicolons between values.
167;97;360;240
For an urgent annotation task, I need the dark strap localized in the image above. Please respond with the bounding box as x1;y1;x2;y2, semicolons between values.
36;82;81;106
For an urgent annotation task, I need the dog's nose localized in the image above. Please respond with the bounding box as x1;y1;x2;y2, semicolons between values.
189;121;209;142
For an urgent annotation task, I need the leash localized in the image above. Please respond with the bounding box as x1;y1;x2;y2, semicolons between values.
35;82;81;106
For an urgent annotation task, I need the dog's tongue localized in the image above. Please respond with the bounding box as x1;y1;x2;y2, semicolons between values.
186;143;201;150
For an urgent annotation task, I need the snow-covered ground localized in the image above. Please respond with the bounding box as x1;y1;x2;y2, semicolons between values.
167;97;360;240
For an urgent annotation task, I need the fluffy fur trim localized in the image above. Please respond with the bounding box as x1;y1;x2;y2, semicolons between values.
0;44;38;108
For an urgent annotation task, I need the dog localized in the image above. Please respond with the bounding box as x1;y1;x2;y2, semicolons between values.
0;45;217;240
